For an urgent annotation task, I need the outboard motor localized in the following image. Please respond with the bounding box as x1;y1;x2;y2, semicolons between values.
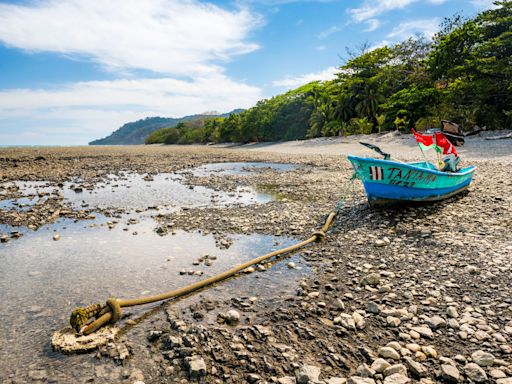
441;154;459;172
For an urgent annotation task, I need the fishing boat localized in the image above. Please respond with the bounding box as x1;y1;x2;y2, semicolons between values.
348;155;476;206
348;129;476;206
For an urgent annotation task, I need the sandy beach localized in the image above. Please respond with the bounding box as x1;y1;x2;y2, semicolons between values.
0;132;511;384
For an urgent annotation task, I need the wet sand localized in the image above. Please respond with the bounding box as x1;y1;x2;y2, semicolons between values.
0;132;511;383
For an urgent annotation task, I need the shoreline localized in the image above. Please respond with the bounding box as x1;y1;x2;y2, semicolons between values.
0;139;511;383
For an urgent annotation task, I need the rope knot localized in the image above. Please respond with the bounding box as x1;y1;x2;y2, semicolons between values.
70;303;102;333
106;298;122;324
312;230;326;242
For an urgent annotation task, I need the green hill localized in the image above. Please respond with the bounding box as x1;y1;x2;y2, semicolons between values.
89;110;243;145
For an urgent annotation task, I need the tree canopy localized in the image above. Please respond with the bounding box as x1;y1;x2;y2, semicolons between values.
146;1;512;145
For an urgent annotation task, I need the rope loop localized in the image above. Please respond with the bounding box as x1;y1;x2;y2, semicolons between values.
312;230;326;242
106;298;122;324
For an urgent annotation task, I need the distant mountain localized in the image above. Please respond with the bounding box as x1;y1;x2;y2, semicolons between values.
88;109;244;145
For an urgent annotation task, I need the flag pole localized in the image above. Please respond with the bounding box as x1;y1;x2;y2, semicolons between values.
434;131;443;169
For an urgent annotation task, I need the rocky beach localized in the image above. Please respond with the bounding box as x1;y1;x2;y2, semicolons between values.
0;131;511;384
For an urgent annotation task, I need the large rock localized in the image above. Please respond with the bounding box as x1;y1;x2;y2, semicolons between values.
378;347;401;360
361;273;381;286
278;377;297;384
384;373;410;384
326;378;347;384
411;326;434;339
348;377;376;384
371;358;391;373
383;364;407;377
185;355;207;378
471;350;494;367
464;363;488;383
404;357;428;378
440;364;460;383
296;364;321;384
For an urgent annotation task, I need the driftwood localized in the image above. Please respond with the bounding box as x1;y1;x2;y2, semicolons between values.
486;132;512;140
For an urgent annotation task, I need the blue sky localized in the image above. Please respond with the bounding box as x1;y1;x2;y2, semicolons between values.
0;0;496;145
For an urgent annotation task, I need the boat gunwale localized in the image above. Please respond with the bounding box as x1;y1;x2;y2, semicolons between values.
347;155;477;178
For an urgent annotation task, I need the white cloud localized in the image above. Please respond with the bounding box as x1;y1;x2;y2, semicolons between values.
272;66;338;88
318;26;342;39
0;0;267;145
471;0;500;10
387;17;440;39
364;19;381;32
315;45;327;51
0;76;263;145
348;0;447;23
0;0;261;76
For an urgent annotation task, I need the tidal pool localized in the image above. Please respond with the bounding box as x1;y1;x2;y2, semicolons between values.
0;162;308;382
191;162;297;177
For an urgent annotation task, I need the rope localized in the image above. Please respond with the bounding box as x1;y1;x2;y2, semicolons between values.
70;211;339;335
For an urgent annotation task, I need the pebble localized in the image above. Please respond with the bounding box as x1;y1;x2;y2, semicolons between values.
383;373;410;384
361;273;381;286
404;357;428;378
371;358;391;373
464;363;488;382
185;355;206;378
383;364;407;377
348;377;376;384
440;364;460;383
378;347;401;360
53;233;61;241
471;350;495;366
225;310;240;325
296;364;321;384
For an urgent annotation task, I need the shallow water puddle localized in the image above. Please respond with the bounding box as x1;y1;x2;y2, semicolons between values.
0;216;308;379
0;162;307;381
190;161;297;177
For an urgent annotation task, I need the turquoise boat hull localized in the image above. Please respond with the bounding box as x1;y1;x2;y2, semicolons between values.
348;155;476;207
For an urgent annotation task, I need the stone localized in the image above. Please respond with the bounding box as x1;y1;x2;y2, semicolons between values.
464;363;488;383
496;379;512;384
411;326;434;339
367;302;381;314
440;364;460;383
383;373;410;384
447;307;459;318
489;369;507;379
347;377;376;384
378;347;401;360
387;316;401;327
427;315;446;329
361;273;381;286
326;379;347;384
356;364;376;378
278;377;297;384
53;233;61;241
287;262;297;269
471;350;494;367
383;364;407;377
404;357;428;378
225;310;240;324
375;239;387;247
353;312;366;329
296;364;321;384
247;373;261;383
421;346;437;359
186;356;206;378
28;370;48;381
371;358;391;373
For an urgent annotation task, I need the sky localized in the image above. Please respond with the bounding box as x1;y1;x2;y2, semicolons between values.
0;0;497;145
